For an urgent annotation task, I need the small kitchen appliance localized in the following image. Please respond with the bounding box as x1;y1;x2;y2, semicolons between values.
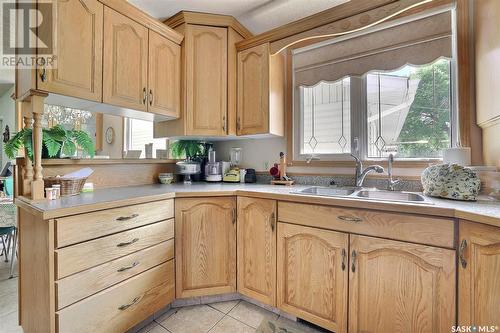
223;148;242;183
205;148;222;182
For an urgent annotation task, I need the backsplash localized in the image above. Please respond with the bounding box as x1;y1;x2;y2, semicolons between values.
256;174;424;192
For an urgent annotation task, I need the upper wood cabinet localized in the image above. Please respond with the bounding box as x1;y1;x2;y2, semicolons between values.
349;235;455;333
237;197;276;306
277;222;348;332
148;31;181;118
237;43;285;136
37;0;103;102
154;12;253;138
175;197;236;298
103;7;148;112
185;25;228;135
458;221;500;328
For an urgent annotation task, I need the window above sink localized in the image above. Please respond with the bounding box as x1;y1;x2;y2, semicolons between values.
292;9;456;164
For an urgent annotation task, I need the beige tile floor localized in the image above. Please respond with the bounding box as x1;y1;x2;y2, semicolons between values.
0;257;327;333
0;255;22;333
139;300;328;333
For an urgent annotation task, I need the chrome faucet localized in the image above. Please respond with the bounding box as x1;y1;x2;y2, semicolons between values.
350;153;384;187
387;153;400;191
306;154;320;164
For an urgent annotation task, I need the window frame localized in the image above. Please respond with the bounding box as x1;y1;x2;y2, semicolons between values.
123;118;170;159
290;9;458;166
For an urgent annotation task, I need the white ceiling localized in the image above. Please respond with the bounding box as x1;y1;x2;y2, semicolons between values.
128;0;349;34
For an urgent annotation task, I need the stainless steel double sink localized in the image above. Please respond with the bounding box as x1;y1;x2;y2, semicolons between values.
291;186;432;204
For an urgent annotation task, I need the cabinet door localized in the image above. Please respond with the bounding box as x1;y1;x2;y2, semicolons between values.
349;235;455;333
237;197;276;306
37;0;103;101
103;7;148;111
459;221;500;328
277;222;348;332
148;31;181;118
185;25;227;136
237;43;269;135
175;197;236;298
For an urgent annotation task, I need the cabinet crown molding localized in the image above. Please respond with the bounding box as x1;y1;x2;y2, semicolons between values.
164;11;253;39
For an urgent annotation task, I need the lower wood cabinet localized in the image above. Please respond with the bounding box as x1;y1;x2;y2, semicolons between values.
277;222;348;332
349;235;456;333
237;197;277;306
458;221;500;328
175;197;237;298
57;260;175;333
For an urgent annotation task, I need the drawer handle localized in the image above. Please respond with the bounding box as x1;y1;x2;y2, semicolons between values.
116;214;139;221
459;239;468;269
337;215;363;223
117;238;139;248
118;296;142;311
117;261;139;272
269;212;276;232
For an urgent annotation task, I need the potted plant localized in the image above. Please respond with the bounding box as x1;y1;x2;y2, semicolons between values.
4;124;95;160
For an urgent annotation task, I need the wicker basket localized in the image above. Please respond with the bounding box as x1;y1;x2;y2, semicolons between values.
44;177;87;196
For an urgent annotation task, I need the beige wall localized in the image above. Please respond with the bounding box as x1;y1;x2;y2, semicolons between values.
475;0;500;167
482;122;500;167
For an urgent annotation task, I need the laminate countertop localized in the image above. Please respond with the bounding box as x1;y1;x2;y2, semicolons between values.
16;183;500;227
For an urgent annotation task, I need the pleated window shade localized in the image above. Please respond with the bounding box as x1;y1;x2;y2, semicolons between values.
293;11;452;87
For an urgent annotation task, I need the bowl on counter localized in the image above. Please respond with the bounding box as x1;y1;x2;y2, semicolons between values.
159;173;174;184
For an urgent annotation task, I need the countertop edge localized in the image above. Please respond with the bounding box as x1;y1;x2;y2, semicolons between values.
15;186;500;227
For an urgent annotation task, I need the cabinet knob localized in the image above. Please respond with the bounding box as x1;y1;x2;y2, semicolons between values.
341;248;347;271
237;117;241;131
116;213;139;221
459;239;468;268
116;238;139;248
269;212;276;231
222;116;226;132
118;296;142;311
337;215;363;223
351;250;357;273
117;261;139;272
39;58;47;82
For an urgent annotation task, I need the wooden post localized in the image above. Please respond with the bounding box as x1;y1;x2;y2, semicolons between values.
22;111;33;197
30;95;45;200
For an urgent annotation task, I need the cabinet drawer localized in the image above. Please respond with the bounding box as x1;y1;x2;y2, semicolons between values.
56;239;174;309
56;199;174;248
57;260;175;333
56;219;174;279
278;202;454;248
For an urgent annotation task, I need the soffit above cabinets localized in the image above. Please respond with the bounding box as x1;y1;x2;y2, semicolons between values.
128;0;350;34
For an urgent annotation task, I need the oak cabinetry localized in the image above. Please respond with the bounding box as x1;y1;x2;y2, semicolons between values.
18;0;183;121
237;197;277;306
57;261;175;333
349;235;456;333
148;31;181;117
18;199;175;333
184;25;228;135
458;221;500;328
103;7;149;111
37;0;103;102
175;197;237;298
237;43;285;136
277;222;348;332
154;12;253;137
